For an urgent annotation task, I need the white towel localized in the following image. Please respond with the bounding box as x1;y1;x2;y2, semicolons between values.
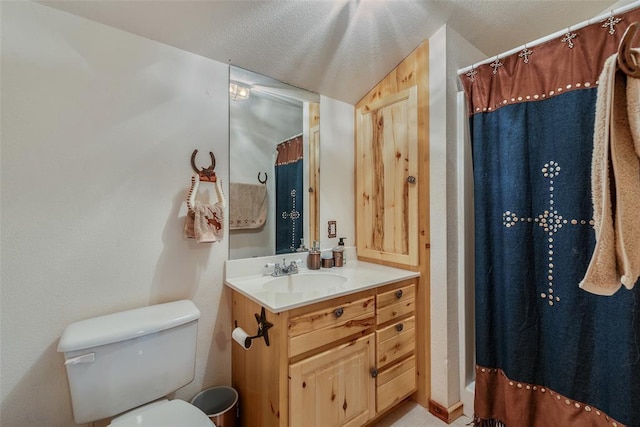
580;51;640;295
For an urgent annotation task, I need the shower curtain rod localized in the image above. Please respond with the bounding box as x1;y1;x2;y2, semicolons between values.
457;0;640;75
275;133;303;146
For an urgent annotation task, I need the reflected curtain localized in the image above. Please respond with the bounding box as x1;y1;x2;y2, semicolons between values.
275;135;303;254
462;8;640;427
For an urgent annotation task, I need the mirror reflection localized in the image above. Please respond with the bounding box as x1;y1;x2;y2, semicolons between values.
229;66;320;260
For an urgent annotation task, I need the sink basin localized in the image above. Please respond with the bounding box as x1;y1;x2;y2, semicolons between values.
264;273;347;292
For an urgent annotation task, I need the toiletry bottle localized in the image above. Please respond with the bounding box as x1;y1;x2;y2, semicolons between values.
332;239;345;267
339;237;347;264
321;250;334;268
307;240;321;270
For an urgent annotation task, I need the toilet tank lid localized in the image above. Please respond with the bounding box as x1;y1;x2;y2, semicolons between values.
57;300;200;353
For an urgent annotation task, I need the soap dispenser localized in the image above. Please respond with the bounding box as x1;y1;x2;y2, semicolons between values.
332;237;346;267
339;237;347;265
307;240;321;270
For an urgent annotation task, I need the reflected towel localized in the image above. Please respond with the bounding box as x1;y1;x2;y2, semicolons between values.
229;182;267;230
580;51;640;295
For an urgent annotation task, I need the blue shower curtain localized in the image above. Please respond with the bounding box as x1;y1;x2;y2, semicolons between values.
464;9;640;427
275;136;303;254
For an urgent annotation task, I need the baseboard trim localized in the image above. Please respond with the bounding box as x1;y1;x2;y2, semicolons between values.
428;399;464;424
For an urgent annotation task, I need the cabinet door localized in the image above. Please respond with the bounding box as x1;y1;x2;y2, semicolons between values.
356;86;419;266
289;334;375;427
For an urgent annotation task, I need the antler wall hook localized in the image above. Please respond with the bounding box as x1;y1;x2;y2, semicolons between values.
191;149;217;181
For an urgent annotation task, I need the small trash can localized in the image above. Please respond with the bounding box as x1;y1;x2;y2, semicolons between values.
191;386;239;427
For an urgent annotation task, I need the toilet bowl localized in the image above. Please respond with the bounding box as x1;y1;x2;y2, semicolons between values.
109;399;213;427
58;300;214;426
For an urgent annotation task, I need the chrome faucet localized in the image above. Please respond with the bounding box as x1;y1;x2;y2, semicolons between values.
266;259;301;276
280;259;299;275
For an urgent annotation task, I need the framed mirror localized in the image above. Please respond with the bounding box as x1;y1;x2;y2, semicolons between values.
229;66;320;260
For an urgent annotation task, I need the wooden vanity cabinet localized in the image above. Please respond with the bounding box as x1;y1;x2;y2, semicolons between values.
231;278;417;427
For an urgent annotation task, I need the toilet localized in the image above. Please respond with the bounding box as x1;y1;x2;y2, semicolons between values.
57;300;215;426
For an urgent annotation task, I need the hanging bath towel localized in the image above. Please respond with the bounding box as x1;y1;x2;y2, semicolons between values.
580;51;640;295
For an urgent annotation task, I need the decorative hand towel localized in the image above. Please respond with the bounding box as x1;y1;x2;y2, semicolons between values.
580;50;640;295
229;182;267;230
184;174;226;243
193;201;224;243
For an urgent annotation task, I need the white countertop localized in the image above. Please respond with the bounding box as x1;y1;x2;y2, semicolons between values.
224;258;419;313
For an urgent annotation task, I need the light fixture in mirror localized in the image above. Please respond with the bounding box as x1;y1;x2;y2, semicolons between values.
229;66;320;260
229;82;250;100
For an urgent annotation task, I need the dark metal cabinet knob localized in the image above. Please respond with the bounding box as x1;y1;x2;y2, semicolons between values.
334;307;344;318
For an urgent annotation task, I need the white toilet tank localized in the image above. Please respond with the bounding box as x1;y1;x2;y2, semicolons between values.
57;300;201;424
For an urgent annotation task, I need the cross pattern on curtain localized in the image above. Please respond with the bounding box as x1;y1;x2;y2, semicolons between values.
280;188;300;247
502;160;595;307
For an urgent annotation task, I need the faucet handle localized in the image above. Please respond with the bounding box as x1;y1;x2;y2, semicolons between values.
265;262;281;276
289;260;300;273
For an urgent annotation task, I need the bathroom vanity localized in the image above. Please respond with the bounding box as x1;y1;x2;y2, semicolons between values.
225;257;419;427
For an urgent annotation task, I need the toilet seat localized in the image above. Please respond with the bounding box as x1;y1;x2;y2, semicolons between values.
108;399;214;427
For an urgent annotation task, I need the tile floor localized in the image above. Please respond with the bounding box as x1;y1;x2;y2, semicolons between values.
371;400;472;427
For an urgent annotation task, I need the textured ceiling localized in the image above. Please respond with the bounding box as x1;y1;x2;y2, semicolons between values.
38;0;631;104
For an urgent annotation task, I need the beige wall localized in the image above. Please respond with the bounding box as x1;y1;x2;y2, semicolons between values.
0;3;229;425
0;3;357;426
319;96;355;251
428;24;486;412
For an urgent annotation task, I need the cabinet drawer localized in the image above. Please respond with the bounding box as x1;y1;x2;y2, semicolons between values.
376;316;415;369
289;296;375;358
376;283;415;325
376;355;416;413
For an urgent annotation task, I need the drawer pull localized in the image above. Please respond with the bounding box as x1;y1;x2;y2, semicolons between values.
395;289;403;299
396;323;404;332
334;307;344;318
370;368;378;378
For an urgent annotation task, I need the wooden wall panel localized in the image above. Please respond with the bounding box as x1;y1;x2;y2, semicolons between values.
308;102;320;242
